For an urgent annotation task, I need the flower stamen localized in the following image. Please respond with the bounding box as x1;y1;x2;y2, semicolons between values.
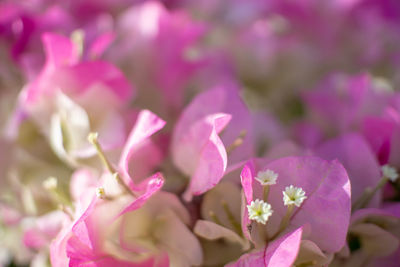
255;169;278;201
88;132;136;197
271;185;306;240
352;165;398;211
283;185;307;207
226;130;247;155
247;199;273;225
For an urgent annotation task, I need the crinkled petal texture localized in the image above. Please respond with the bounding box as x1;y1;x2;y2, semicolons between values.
15;32;136;165
172;85;253;164
55;175;166;266
241;156;351;253
227;227;303;267
26;32;133;104
118;109;166;190
172;85;257;200
315;133;381;207
173;111;231;201
54;169;202;267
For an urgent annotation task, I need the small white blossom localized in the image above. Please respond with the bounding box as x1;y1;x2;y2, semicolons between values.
283;185;307;207
247;199;273;224
42;177;58;190
255;169;278;186
95;187;105;199
382;165;399;182
87;132;99;144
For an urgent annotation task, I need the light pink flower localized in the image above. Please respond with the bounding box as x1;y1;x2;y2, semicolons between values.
226;227;303;267
113;1;207;114
241;156;351;253
14;32;135;166
315;133;381;207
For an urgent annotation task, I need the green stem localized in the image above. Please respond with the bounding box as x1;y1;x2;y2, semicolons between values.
222;201;243;237
352;176;388;211
88;133;135;197
263;186;270;202
226;130;247;155
209;211;222;225
270;204;294;240
88;133;115;173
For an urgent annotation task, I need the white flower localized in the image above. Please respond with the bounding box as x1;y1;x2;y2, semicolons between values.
283;185;307;207
247;199;273;224
255;169;278;186
95;187;105;198
42;177;58;190
382;165;399;182
87;132;99;144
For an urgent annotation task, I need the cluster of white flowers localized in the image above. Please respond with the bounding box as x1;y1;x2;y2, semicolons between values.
382;165;399;182
248;170;307;224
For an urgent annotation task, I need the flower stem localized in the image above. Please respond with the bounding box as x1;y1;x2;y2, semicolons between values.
88;132;115;173
88;132;135;197
222;200;243;237
352;176;388;211
209;211;222;225
226;130;247;155
270;204;294;240
263;186;270;202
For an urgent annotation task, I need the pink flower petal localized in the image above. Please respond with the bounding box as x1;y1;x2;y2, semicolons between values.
316;133;381;207
88;31;115;59
118;110;166;189
180;113;231;201
118;173;165;216
264;156;351;253
240;161;255;241
42;32;79;69
227;227;303;267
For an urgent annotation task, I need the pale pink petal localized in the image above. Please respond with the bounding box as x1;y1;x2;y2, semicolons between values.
201;181;241;229
227;227;303;267
240;161;255;205
181;113;231;201
240;161;255;241
53;61;133;101
263;156;351;253
295;240;332;267
173;89;225;143
316;133;381;207
172;85;252;164
50;223;73;267
70;169;98;202
154;209;203;267
303;73;390;133
194;220;249;249
0;204;21;226
88;31;115;59
118;173;165;216
118;110;166;189
41;32;79;69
